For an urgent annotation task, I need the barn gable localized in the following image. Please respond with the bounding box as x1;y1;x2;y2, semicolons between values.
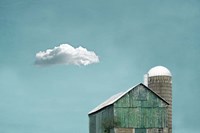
114;84;168;128
114;84;168;108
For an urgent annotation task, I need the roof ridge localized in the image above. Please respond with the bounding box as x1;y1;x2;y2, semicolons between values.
88;83;169;115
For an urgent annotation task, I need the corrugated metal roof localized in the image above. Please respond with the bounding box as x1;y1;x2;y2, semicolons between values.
88;83;169;115
88;92;124;114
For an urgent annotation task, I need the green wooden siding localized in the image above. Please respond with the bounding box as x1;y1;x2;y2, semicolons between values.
89;106;114;133
114;85;168;128
89;84;168;133
89;114;96;133
114;85;167;108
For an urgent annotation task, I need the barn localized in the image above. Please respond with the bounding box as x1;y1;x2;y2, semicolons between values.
88;83;169;133
88;66;172;133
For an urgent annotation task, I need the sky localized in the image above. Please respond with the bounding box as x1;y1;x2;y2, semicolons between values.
0;0;200;133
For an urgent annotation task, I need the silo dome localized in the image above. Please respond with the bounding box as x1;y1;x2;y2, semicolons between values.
148;66;171;77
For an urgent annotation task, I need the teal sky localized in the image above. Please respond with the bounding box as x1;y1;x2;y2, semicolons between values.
0;0;200;132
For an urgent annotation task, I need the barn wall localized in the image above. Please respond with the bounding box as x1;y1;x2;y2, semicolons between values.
89;114;96;133
114;85;168;128
89;105;114;133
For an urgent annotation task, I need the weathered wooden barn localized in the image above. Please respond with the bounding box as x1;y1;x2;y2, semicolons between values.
88;83;169;133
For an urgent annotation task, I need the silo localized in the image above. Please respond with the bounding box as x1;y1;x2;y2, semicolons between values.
145;66;172;133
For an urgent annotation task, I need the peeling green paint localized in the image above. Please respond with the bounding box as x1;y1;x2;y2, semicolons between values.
89;84;168;133
114;85;168;128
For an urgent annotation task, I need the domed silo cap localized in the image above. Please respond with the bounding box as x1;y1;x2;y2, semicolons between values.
148;66;172;77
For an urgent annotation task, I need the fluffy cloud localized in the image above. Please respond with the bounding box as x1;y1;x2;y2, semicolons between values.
35;44;99;66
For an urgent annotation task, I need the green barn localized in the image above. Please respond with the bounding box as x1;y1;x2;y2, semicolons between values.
88;83;169;133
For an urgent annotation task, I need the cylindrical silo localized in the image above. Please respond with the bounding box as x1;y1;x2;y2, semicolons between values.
146;66;172;133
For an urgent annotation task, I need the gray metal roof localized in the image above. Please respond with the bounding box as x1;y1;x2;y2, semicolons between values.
88;83;169;115
88;92;124;114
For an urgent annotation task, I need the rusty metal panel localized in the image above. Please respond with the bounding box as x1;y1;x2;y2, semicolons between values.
115;128;134;133
146;128;168;133
114;128;168;133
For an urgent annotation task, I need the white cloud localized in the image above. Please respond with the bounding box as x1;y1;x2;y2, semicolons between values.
35;44;99;66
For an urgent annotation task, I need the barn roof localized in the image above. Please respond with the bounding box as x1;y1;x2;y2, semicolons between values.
88;83;169;115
